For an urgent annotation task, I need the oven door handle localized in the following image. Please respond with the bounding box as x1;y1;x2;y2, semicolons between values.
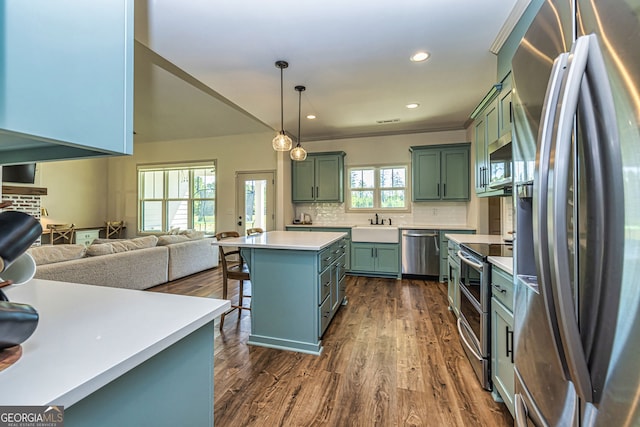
457;317;483;361
457;250;484;270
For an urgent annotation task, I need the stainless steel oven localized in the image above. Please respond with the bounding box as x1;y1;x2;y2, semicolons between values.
457;244;491;390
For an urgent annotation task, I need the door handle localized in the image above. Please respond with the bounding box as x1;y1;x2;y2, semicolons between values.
506;326;514;364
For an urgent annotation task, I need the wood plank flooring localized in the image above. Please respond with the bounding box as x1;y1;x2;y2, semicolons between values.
150;269;513;426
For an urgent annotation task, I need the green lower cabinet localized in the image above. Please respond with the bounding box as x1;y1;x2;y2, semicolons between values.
350;242;399;276
491;265;515;417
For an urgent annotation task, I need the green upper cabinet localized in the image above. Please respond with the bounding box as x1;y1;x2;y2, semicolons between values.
474;116;487;194
498;73;513;137
292;152;345;203
411;144;470;202
0;0;134;164
472;74;513;197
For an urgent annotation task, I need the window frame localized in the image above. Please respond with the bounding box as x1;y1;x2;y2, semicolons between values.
346;163;411;213
137;161;217;234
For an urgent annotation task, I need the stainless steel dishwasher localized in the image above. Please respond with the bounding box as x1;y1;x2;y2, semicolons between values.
401;229;440;276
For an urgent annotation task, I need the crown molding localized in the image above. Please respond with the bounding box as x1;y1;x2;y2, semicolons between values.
490;0;532;54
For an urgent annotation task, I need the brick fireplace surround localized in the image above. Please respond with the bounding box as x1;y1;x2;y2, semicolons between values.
1;185;47;245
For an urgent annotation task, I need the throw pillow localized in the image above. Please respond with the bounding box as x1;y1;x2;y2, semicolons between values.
27;244;87;265
86;235;160;256
121;235;158;250
180;230;206;240
156;235;190;246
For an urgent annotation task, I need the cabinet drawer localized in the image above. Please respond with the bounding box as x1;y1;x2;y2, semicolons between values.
75;229;100;247
319;294;332;336
319;247;334;272
491;266;514;312
319;268;332;302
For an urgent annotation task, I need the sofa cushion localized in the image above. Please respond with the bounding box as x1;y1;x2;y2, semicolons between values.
27;244;87;266
157;235;190;246
86;235;159;256
179;230;206;240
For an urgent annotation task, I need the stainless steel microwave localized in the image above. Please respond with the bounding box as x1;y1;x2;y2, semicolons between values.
487;133;512;189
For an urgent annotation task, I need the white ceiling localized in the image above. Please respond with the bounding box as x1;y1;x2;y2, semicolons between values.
133;0;520;144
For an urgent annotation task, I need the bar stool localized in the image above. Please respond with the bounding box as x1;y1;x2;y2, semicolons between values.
246;227;263;236
216;231;251;330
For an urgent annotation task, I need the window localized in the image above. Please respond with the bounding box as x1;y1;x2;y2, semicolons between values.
348;165;408;211
138;162;216;233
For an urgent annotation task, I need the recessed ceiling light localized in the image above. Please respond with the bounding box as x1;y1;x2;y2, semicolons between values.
306;114;316;119
410;51;430;62
406;103;420;109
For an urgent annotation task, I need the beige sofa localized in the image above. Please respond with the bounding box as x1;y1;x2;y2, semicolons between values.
28;235;218;290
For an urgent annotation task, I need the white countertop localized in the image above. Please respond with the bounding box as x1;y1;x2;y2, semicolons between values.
488;256;514;275
287;223;475;231
215;230;347;251
0;279;230;407
444;233;507;245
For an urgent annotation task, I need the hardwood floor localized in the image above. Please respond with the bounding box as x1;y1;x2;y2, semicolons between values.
150;268;513;426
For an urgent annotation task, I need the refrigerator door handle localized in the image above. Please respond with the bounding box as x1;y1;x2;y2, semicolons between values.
574;35;625;403
514;394;528;427
533;51;572;377
549;35;599;403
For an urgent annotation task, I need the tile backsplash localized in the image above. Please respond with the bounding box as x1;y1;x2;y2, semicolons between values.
293;202;468;227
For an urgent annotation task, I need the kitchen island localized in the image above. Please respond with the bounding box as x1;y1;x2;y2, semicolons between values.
216;231;348;355
0;279;229;426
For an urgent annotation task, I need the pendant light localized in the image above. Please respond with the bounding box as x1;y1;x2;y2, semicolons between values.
290;85;308;161
272;61;293;151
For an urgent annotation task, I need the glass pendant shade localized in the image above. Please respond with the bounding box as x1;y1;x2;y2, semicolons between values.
272;131;292;151
290;144;307;161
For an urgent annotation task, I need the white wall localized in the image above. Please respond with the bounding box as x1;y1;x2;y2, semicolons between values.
292;129;483;229
23;128;488;235
106;131;276;237
37;158;109;229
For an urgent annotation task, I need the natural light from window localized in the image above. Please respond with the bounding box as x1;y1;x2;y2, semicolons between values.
348;165;408;211
138;163;216;233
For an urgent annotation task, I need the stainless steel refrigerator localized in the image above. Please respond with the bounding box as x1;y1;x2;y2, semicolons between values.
511;0;640;425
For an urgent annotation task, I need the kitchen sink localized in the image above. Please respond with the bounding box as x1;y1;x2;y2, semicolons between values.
351;226;399;243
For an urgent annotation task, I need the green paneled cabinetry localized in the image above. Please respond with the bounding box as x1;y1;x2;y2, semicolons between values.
350;242;399;277
292;152;345;202
491;265;515;417
1;0;134;163
472;73;513;197
410;144;470;202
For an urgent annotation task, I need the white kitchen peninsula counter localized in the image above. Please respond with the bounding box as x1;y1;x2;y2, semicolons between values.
0;279;229;426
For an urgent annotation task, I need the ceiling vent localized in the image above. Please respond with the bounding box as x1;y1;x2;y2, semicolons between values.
376;118;400;124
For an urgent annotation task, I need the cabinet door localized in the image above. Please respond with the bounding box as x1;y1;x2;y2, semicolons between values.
315;155;343;202
2;0;133;162
499;76;512;137
374;244;399;274
292;158;315;202
441;148;469;201
474;117;487;194
485;100;499;144
492;297;515;416
412;149;441;201
351;243;376;271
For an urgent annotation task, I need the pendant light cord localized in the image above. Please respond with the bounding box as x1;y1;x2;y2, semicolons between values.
297;87;302;146
280;66;285;133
